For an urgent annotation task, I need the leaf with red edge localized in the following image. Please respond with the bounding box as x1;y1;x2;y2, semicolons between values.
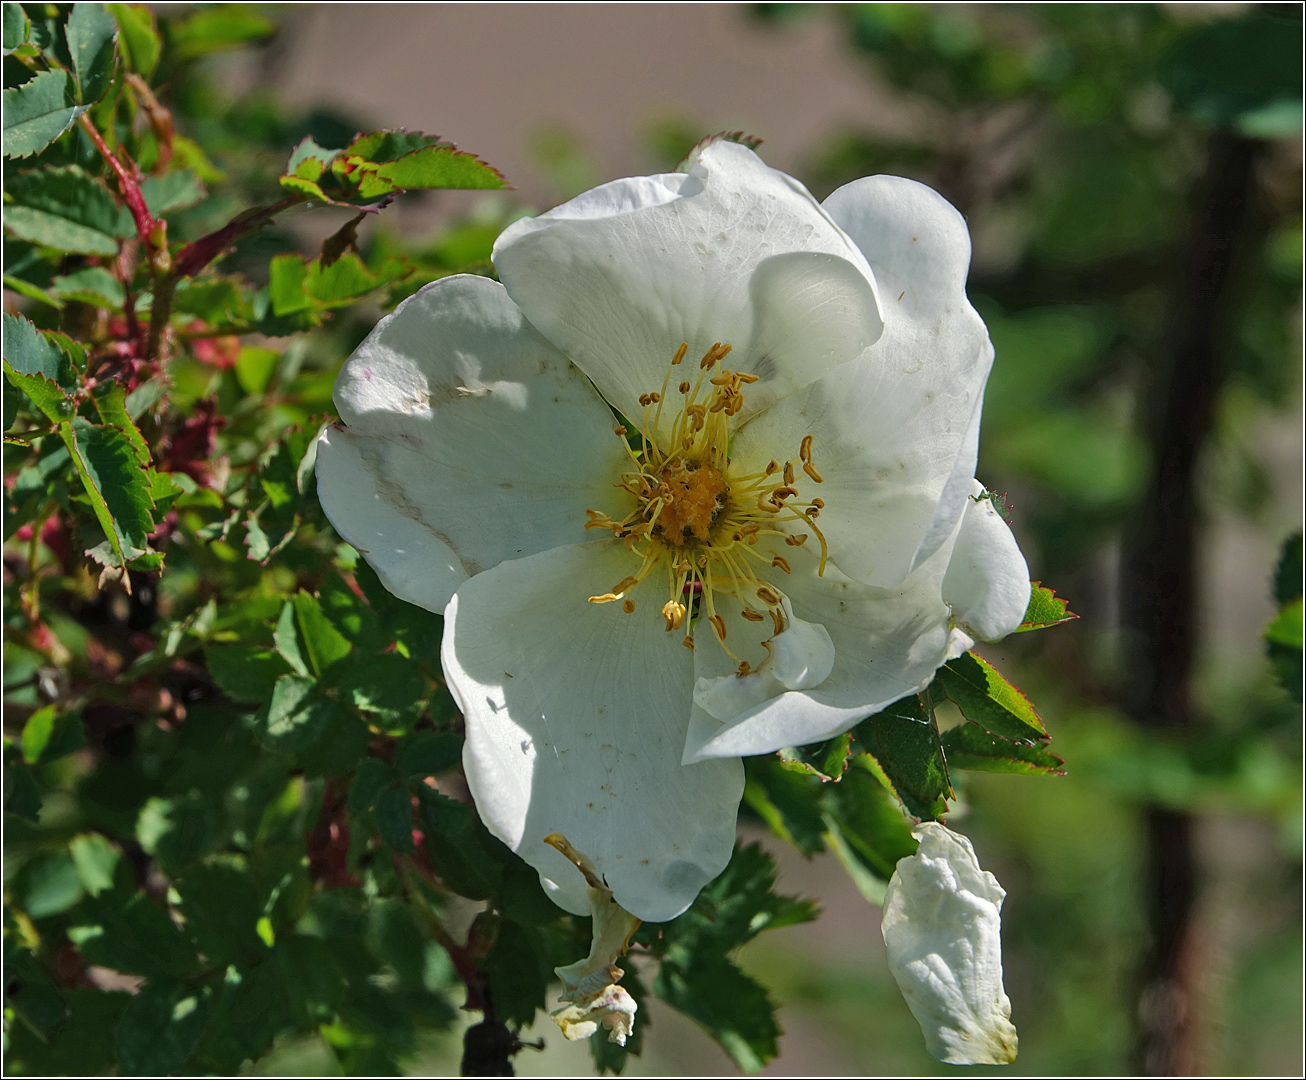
1015;582;1078;632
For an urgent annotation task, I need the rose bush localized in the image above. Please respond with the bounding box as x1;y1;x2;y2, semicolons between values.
316;140;1030;923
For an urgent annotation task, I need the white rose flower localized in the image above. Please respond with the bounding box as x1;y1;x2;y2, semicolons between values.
316;142;1029;922
882;822;1018;1065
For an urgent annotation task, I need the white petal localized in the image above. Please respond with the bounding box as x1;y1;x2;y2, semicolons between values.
731;175;993;590
443;540;743;922
882;823;1018;1065
316;426;467;613
684;544;972;762
318;275;630;613
943;481;1031;642
493;142;883;432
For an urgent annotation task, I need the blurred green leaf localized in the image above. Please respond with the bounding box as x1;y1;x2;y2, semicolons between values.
19;849;85;917
293;590;353;677
21;704;86;764
2;69;86;159
107;3;159;77
1160;14;1303;136
3;939;65;1035
743;758;827;856
820;765;918;881
3;3;31;56
259;674;340;753
198;961;287;1072
417;787;506;900
167;5;276;60
396;729;463;778
115;980;212;1075
276;934;346;1029
374;783;416;853
140;169;205;215
49;266;126;308
69;832;120;895
65;2;118;104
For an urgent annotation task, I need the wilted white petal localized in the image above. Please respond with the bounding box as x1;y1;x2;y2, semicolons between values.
942;481;1031;642
546;834;641;1047
493;141;883;432
882;822;1018;1066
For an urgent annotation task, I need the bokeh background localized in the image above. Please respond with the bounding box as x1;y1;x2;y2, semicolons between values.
197;4;1300;1075
8;3;1302;1076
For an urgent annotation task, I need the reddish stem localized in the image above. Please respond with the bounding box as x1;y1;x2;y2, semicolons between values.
78;114;156;242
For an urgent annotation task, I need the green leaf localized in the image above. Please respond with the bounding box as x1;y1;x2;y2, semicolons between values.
375;783;416;853
3;2;30;55
206;644;292;704
941;721;1068;776
3;312;76;386
21;704;86;764
49;265;126;308
273;600;309;676
776;731;852;781
235;345;278;395
1016;582;1078;632
266;251;412;321
339;652;424;728
935;652;1048;742
174;860;265;964
285;135;339;177
115;980;211;1075
69;832;120;895
851;694;952;822
18;849;85;918
4;360;74;422
2;69;87;159
167;5;276;59
1265;598;1304;650
396;729;463;778
65;2;118;104
349;143;508;198
5;165;128;255
61;417;155;568
70;894;199;978
139;169;205;215
293;591;353;677
3;940;65;1035
820;765;917;881
107;3;159;77
275;934;346;1029
91;381;149;463
742;759;827;856
136;793;214;872
198;961;287;1072
659;843;816;955
655;956;778;1072
417;788;507;900
1274;532;1302;605
260;675;340;753
349;756;394;813
5;756;42;820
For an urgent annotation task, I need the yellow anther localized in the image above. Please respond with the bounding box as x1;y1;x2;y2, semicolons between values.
771;608;785;635
737;660;752;677
623;599;636;614
800;434;814;462
679;381;691;394
588;593;621;604
614;425;627;436
803;461;824;483
709;614;727;641
765;460;779;475
757;585;781;606
783;461;794;485
662;600;685;631
741;609;766;622
785;533;809;546
672;342;688;365
771;555;791;574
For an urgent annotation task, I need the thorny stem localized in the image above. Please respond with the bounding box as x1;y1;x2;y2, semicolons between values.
77;113;156;242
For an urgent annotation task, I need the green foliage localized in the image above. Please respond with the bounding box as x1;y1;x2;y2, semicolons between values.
1266;532;1303;702
2;69;86;159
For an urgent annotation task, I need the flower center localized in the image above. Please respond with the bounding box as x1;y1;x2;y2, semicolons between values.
585;342;828;668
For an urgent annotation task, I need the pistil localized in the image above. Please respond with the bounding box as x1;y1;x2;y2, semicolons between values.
585;342;827;666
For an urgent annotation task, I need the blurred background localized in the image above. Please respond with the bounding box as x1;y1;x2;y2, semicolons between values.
192;4;1299;1075
9;3;1302;1076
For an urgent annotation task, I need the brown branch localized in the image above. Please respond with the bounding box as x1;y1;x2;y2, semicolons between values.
1121;130;1263;1077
